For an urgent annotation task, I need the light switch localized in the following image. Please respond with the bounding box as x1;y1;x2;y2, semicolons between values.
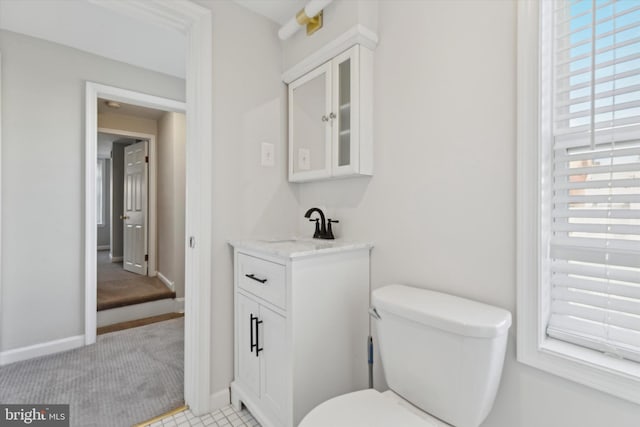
298;148;310;170
261;142;275;167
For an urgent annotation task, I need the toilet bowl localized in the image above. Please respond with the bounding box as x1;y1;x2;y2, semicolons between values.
299;389;450;427
299;284;512;427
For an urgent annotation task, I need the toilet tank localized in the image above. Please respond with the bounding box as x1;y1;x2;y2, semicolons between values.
372;284;511;427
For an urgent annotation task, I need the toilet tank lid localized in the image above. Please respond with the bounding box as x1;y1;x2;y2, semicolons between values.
372;284;512;338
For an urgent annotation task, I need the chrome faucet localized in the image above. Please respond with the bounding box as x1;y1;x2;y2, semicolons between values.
304;207;339;240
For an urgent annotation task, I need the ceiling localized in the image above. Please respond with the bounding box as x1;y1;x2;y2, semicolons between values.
232;0;306;25
0;0;186;78
97;133;136;158
98;99;168;121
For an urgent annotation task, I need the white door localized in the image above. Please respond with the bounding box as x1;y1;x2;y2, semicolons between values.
123;140;148;275
237;293;261;397
259;305;287;422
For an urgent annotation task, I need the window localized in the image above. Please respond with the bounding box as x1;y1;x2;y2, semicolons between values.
97;159;104;226
517;0;640;404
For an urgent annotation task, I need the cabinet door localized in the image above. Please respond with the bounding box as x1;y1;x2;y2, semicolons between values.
259;305;288;422
288;62;332;182
332;46;360;176
237;293;260;397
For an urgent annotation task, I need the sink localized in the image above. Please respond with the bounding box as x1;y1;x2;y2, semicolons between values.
257;238;334;251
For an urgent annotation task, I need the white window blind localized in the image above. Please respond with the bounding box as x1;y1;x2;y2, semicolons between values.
547;0;640;363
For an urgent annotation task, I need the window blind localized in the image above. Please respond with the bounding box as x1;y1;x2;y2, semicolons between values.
547;0;640;363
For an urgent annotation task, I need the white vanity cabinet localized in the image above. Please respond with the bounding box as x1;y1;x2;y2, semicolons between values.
230;240;371;427
288;44;373;182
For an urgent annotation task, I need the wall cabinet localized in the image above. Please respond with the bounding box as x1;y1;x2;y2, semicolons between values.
288;44;373;182
230;241;371;427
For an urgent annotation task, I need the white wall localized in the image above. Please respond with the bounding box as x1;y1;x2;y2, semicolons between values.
0;29;184;352
283;0;640;425
157;112;186;297
98;112;158;136
195;0;300;397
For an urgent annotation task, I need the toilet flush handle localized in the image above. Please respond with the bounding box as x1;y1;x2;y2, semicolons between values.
368;307;381;320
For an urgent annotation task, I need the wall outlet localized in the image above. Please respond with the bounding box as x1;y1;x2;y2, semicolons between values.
298;148;311;170
261;142;275;167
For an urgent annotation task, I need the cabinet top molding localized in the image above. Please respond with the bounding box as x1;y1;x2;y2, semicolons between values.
282;24;378;84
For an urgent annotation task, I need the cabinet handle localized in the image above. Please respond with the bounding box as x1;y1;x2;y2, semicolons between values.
250;314;257;353
255;317;264;357
245;273;267;284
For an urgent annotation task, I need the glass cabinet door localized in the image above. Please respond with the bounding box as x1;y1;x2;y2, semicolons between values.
289;62;332;181
332;47;359;175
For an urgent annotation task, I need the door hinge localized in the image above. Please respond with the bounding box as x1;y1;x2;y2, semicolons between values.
145;155;149;163
144;254;148;261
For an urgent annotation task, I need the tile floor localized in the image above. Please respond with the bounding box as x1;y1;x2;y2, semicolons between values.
148;405;261;427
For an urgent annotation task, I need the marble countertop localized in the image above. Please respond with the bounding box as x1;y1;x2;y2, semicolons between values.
229;237;373;259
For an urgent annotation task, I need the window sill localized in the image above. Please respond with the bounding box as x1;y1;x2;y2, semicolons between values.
518;336;640;404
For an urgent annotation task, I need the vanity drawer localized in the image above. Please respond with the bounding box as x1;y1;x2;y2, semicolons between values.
237;253;286;309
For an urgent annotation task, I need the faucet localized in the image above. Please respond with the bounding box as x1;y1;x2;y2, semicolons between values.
304;207;339;240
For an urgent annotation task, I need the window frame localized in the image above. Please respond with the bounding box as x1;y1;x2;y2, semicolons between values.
516;0;640;404
96;158;105;228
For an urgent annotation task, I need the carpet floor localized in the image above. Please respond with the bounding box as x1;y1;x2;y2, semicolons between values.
0;318;184;427
97;251;175;311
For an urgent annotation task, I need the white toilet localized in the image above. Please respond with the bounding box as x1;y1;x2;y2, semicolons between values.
300;284;512;427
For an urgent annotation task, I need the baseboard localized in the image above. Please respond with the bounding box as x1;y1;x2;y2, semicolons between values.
0;335;84;366
157;271;175;292
97;298;185;327
210;388;231;412
109;253;123;262
97;245;110;250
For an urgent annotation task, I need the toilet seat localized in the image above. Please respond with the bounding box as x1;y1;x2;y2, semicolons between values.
299;389;449;427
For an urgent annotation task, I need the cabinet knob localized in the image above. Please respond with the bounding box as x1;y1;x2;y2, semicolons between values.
321;115;329;122
329;112;336;120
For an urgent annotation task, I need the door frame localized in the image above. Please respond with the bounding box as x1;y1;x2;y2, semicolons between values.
99;128;157;275
85;0;213;415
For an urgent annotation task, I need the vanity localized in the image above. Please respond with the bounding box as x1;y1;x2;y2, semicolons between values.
229;238;372;427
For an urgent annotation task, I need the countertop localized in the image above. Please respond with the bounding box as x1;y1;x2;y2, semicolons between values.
228;238;373;259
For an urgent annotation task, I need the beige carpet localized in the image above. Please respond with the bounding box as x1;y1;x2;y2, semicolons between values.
97;251;175;311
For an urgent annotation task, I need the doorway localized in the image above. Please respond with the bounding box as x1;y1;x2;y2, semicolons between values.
80;2;213;412
94;100;186;329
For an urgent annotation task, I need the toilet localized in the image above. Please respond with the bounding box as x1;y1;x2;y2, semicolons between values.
300;284;512;427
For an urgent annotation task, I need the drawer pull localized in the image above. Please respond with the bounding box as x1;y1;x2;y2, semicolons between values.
245;273;267;284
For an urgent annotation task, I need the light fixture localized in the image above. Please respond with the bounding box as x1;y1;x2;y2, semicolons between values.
278;0;333;40
105;100;121;109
